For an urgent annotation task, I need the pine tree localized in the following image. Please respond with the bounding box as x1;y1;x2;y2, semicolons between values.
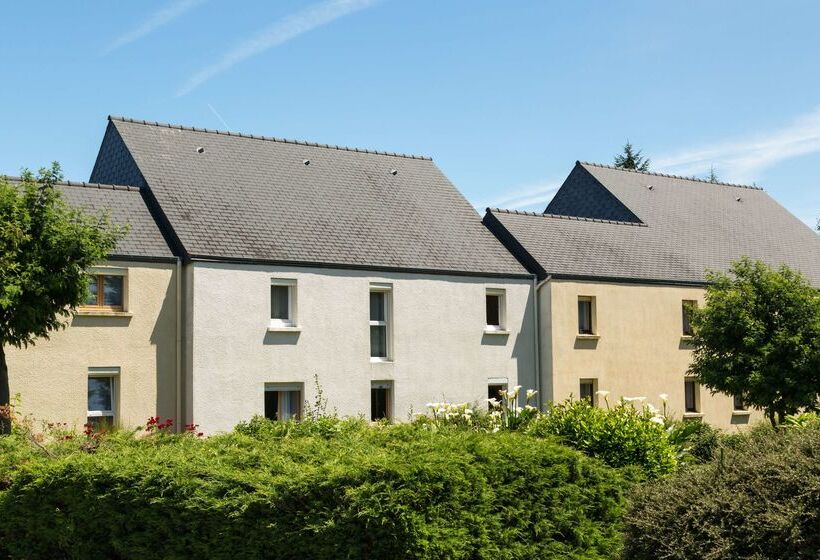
613;141;650;171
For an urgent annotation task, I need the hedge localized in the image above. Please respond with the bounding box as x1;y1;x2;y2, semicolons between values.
623;423;820;560
0;421;627;559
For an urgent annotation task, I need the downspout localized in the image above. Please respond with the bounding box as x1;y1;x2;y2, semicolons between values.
533;274;552;410
175;257;182;433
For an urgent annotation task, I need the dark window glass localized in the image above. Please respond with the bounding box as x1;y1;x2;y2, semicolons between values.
86;276;99;305
264;389;301;420
682;301;695;336
371;387;389;421
578;299;593;334
370;292;385;322
579;381;594;403
88;377;113;411
264;390;279;420
271;285;290;320
370;325;387;358
103;276;123;307
486;295;500;327
733;394;746;411
685;380;698;413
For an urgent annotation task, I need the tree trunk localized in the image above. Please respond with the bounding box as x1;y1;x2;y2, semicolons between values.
0;345;10;435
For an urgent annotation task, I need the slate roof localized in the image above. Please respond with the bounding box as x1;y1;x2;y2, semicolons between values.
485;162;820;286
3;176;174;260
90;116;529;277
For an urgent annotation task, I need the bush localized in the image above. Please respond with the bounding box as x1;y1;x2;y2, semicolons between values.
527;399;677;478
666;419;721;464
623;423;820;560
0;422;627;559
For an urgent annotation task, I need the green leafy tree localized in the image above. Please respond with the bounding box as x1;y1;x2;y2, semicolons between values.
0;164;123;434
689;258;820;426
613;141;650;171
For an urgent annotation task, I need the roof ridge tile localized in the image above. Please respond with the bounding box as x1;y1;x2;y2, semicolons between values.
2;175;141;192
108;115;433;161
577;160;764;190
488;207;648;227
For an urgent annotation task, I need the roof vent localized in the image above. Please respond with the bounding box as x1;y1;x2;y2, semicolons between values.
390;169;398;175
646;184;654;190
196;146;205;154
303;159;310;166
736;196;743;202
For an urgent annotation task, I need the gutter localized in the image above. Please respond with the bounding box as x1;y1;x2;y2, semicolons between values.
533;275;552;410
175;257;182;432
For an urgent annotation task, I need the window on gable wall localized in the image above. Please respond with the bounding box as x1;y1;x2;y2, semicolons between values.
82;273;124;311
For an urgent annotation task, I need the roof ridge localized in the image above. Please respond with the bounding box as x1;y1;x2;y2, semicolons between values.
2;174;141;192
108;115;433;161
578;161;764;190
487;207;648;227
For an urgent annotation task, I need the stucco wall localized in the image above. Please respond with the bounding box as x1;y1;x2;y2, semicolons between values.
189;262;536;433
542;279;763;430
5;261;178;429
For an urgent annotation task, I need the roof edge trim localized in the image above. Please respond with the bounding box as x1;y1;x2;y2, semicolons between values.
488;207;649;227
578;161;764;190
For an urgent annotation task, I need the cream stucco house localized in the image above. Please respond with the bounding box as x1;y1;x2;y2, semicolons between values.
88;116;536;433
5;179;180;429
485;162;820;429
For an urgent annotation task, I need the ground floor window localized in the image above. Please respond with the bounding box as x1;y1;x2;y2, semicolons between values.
87;367;119;428
487;383;507;408
371;381;392;421
264;383;302;421
579;379;597;405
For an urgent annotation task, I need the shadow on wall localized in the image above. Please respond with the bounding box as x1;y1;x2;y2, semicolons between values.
150;272;178;422
574;337;598;350
480;333;509;346
510;289;537;399
263;331;301;345
70;315;132;328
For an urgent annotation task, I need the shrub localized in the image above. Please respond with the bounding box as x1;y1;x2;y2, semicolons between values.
666;419;721;463
0;423;627;559
623;423;820;559
527;399;677;478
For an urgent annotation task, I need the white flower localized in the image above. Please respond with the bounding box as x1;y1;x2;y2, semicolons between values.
437;407;446;414
644;403;659;414
524;405;537;412
659;393;669;403
511;385;522;397
464;408;474;415
425;402;435;409
526;389;538;400
623;396;646;403
486;398;501;408
595;390;610;398
650;416;665;424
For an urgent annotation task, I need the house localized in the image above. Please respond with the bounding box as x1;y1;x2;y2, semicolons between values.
5;179;180;429
88;116;537;433
484;161;820;428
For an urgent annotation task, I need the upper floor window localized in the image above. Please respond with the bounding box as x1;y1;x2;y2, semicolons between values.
682;300;697;336
370;284;392;361
270;279;297;328
684;378;700;413
578;296;595;335
485;289;506;331
83;272;125;311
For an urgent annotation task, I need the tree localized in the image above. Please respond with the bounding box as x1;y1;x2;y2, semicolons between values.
706;165;719;183
0;164;123;434
613;141;650;171
689;258;820;426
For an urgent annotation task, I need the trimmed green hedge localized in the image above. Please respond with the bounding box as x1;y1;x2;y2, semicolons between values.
623;424;820;560
0;421;627;559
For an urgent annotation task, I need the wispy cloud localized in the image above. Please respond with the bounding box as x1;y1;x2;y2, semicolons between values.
104;0;205;54
474;179;562;212
176;0;380;97
654;107;820;184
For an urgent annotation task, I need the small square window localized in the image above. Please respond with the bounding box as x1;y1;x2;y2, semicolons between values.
684;379;700;413
579;379;597;405
578;296;595;335
270;279;297;327
682;300;697;336
82;272;125;311
485;289;506;331
264;383;302;421
369;285;392;361
371;381;392;421
87;367;119;427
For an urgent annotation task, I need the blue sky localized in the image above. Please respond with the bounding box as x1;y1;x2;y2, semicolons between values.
1;0;819;227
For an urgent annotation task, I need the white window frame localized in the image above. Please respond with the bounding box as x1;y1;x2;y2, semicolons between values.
369;283;393;362
270;279;297;329
371;380;393;421
484;288;507;333
577;295;597;336
87;367;120;425
264;382;303;421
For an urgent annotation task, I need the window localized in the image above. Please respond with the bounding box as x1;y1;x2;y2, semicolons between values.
579;379;597;405
578;296;595;335
682;300;696;336
87;367;119;428
369;285;392;361
371;381;392;421
485;289;506;331
270;279;297;327
733;394;747;411
488;383;506;409
82;272;125;311
264;383;302;421
684;378;700;413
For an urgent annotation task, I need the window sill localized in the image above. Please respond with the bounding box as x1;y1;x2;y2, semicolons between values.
370;358;393;364
483;328;509;335
576;334;600;340
680;335;694;341
267;325;301;333
682;412;704;419
732;410;751;416
75;310;132;318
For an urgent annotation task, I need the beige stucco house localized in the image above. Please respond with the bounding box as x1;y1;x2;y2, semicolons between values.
485;162;820;429
5;180;180;430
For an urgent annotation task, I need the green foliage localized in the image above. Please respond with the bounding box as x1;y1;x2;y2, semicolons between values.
665;419;721;464
0;421;627;559
689;257;820;425
527;399;677;478
623;423;820;560
0;165;124;432
613;141;650;171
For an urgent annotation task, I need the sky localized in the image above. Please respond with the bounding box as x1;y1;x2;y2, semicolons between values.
1;0;819;228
